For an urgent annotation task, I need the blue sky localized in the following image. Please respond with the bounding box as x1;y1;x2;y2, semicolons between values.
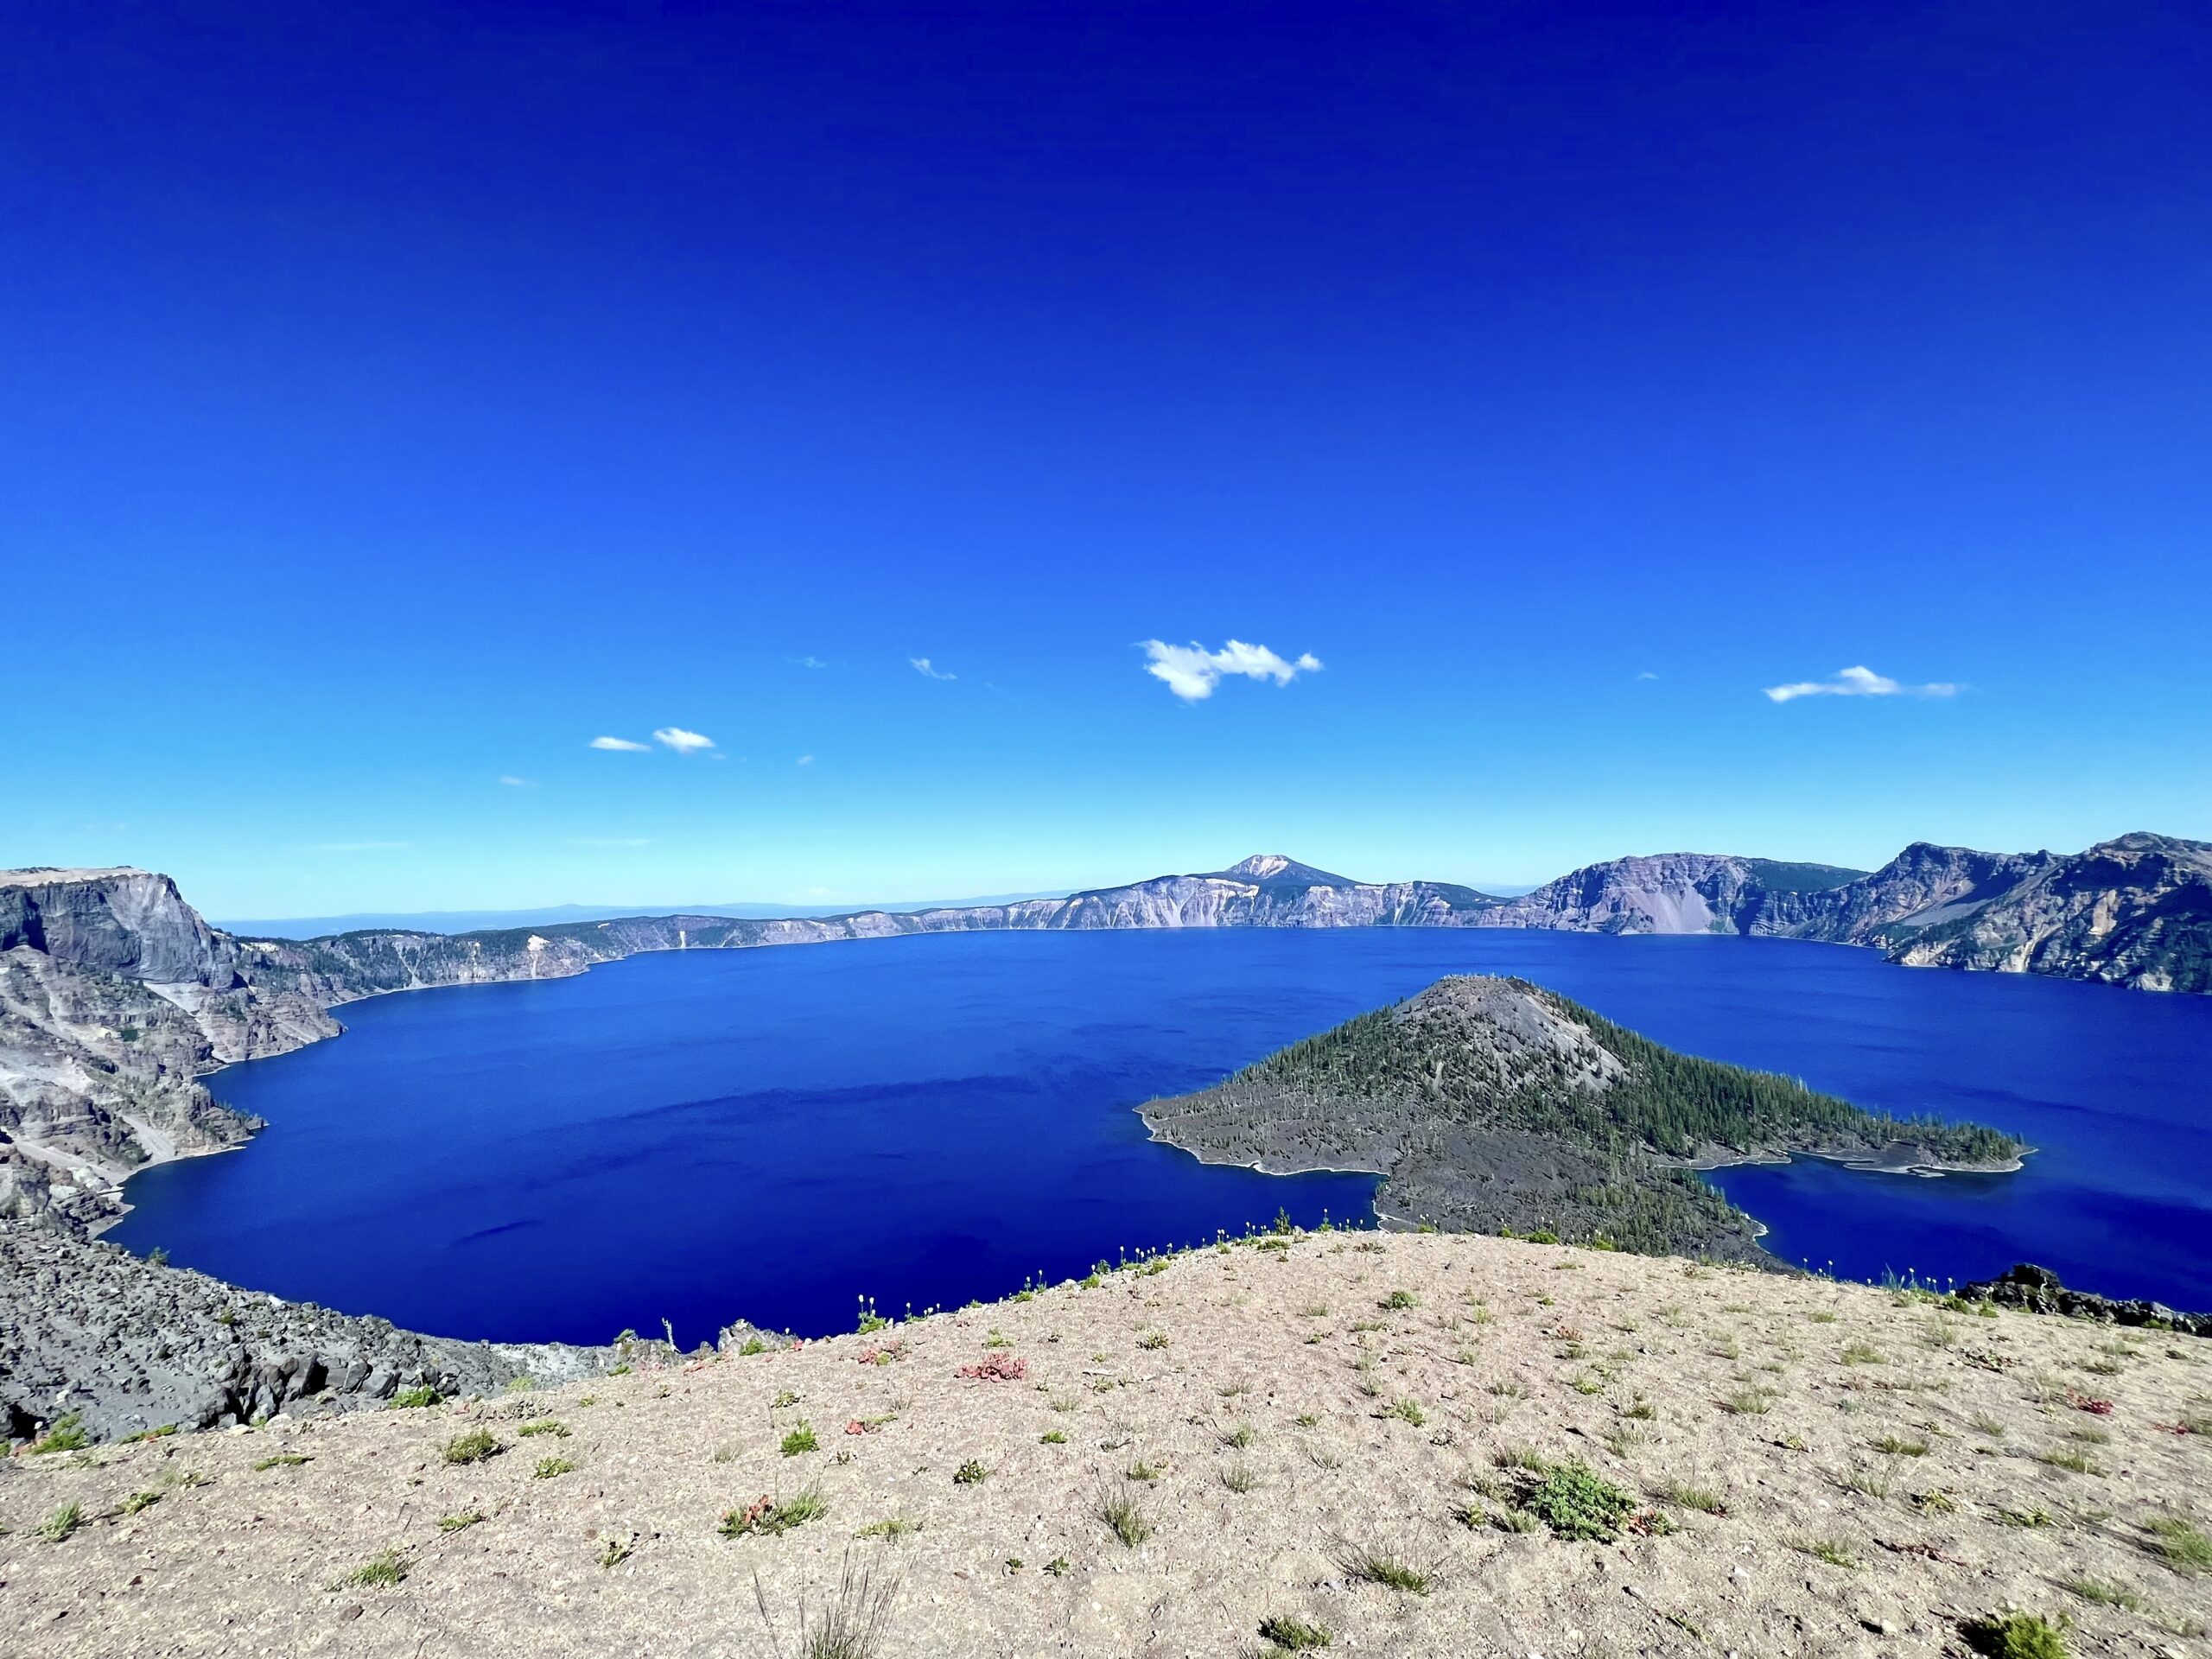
6;2;2209;918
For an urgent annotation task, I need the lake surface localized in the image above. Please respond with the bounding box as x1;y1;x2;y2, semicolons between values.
109;930;2212;1344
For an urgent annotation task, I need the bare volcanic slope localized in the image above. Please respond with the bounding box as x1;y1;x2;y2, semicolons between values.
5;1230;2209;1659
1141;976;2024;1260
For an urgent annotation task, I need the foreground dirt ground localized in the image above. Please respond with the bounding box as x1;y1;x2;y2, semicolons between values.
3;1231;2209;1657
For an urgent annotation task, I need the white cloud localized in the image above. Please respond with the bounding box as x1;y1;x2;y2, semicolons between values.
1139;639;1323;702
588;735;651;752
1636;671;1661;682
911;657;957;681
652;726;716;753
1763;665;1960;704
796;753;815;766
498;774;537;788
790;655;828;670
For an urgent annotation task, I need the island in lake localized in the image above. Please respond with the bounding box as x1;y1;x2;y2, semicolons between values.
1141;975;2026;1262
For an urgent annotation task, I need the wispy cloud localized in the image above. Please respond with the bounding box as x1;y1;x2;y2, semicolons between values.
1763;665;1959;704
568;836;651;847
498;774;537;787
910;657;957;681
1140;639;1323;702
1636;671;1661;682
789;655;829;670
652;726;716;753
796;754;815;766
588;735;651;752
315;840;410;852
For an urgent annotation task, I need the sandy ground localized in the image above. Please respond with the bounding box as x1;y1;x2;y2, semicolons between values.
3;1231;2209;1658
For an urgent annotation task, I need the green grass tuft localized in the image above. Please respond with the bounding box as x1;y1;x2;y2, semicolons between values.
1961;1611;2070;1659
442;1428;500;1465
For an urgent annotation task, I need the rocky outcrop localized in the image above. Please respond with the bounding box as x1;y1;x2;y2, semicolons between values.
0;1227;617;1442
1961;1262;2212;1338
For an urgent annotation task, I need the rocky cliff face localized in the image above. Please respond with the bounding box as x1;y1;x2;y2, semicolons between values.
0;869;346;1234
1886;833;2212;992
1471;835;2211;994
1475;853;1773;935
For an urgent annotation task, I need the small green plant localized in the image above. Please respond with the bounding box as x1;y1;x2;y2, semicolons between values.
1220;1459;1259;1494
772;1389;801;1408
1040;1429;1067;1444
518;1420;569;1438
2061;1577;2141;1611
1961;1611;2071;1658
29;1414;89;1455
953;1459;988;1485
1126;1459;1164;1482
390;1385;442;1408
1719;1387;1773;1416
1334;1542;1431;1595
121;1490;163;1516
120;1423;180;1444
721;1487;828;1537
1840;1466;1892;1499
2145;1516;2212;1574
1840;1340;1885;1365
1383;1398;1426;1427
1258;1613;1333;1650
599;1535;633;1569
1096;1482;1151;1547
334;1548;408;1588
36;1502;84;1544
853;1515;919;1541
532;1455;575;1478
1789;1535;1859;1569
437;1511;483;1533
1660;1481;1724;1515
1522;1460;1637;1542
2037;1447;2099;1475
780;1422;819;1457
1137;1331;1169;1351
1872;1434;1928;1457
442;1428;500;1465
1224;1421;1257;1448
1381;1290;1417;1310
252;1453;310;1471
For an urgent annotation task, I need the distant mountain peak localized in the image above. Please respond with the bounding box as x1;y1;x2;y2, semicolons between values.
1215;854;1355;887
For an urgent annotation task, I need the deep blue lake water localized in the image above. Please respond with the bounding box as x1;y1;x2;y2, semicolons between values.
108;930;2212;1344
